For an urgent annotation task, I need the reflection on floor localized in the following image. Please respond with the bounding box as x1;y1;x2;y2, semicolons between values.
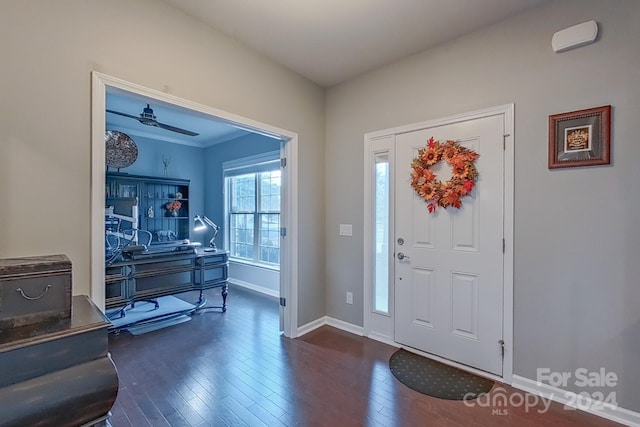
107;296;195;333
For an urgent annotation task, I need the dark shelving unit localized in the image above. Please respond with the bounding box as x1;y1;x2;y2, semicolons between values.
106;172;191;244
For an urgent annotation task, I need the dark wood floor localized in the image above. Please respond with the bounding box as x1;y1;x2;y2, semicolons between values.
108;285;619;426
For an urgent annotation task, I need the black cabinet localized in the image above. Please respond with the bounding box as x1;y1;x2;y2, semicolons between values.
0;295;118;426
106;172;190;244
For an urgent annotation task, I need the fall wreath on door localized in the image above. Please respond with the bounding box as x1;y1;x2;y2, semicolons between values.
410;137;479;214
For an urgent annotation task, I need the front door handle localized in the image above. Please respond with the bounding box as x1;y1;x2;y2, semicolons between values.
397;252;410;260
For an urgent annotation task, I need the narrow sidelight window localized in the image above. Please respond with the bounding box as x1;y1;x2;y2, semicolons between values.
373;153;390;313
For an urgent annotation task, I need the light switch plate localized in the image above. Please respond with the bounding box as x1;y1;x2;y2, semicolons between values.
339;224;353;236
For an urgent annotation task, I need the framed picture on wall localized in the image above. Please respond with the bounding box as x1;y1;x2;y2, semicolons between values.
548;105;611;169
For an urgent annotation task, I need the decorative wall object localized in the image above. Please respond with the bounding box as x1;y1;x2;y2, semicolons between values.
548;105;611;169
105;131;138;170
162;155;171;176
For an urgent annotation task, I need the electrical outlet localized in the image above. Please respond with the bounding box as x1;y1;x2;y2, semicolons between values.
346;292;353;305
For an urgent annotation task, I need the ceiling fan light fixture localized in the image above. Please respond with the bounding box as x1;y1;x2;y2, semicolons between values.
140;104;157;120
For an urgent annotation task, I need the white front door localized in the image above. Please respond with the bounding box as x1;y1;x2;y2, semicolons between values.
394;114;505;375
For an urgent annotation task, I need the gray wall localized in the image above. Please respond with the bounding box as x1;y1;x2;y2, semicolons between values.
229;262;279;295
325;0;640;411
0;0;326;326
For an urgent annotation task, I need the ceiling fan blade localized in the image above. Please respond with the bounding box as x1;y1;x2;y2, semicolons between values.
106;109;140;120
156;122;200;137
107;106;199;137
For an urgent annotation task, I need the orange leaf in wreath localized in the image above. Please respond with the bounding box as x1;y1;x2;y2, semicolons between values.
428;203;437;213
465;151;479;161
411;168;423;181
422;169;436;182
444;190;462;208
427;137;436;148
463;180;474;192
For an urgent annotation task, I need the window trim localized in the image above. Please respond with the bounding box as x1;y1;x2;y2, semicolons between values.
223;151;281;269
222;150;280;176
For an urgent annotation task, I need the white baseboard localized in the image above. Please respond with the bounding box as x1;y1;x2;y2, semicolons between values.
512;375;640;427
366;331;400;348
296;316;328;337
228;278;279;298
296;316;364;337
325;317;364;336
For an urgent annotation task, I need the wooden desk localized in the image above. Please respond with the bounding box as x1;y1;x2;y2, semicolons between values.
105;248;229;314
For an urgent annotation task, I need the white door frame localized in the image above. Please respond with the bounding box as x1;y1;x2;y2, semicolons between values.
363;104;514;383
90;71;299;338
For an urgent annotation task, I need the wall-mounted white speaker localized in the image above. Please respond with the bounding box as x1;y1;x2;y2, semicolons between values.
552;20;598;53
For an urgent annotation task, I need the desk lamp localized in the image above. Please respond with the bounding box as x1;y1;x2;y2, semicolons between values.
193;215;220;252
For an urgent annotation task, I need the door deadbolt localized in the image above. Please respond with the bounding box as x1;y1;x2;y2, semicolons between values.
397;237;404;245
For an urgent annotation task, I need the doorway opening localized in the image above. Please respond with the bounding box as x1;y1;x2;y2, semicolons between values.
91;72;299;337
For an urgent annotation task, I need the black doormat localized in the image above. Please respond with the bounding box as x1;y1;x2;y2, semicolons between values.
389;349;494;400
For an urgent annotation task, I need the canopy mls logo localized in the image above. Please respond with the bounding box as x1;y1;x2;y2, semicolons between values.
463;368;619;416
462;387;553;416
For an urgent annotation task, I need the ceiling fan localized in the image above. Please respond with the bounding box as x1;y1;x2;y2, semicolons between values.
106;104;199;136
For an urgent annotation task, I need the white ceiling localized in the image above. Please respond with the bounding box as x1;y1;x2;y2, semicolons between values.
162;0;548;87
106;88;251;146
107;0;548;145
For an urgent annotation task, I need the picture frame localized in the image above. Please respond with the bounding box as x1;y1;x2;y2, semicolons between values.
548;105;611;169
